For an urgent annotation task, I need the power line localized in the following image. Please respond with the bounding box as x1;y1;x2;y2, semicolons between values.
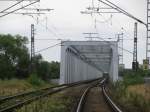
22;8;54;11
94;28;133;55
0;0;39;18
98;0;146;26
82;0;137;55
29;16;62;39
35;38;133;55
38;22;62;39
0;0;24;13
34;38;62;40
0;12;45;15
0;0;37;1
95;14;112;23
18;9;61;39
97;36;133;54
23;8;70;41
35;42;64;54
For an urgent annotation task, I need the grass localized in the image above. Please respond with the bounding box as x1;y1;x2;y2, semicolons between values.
0;78;55;96
15;88;80;112
128;84;150;100
16;93;72;112
110;70;150;112
15;82;88;112
0;79;33;96
111;83;150;112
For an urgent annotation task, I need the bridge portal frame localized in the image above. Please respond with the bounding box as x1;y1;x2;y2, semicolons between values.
60;41;118;84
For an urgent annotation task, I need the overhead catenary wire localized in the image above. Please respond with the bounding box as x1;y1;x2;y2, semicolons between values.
96;14;112;23
34;35;133;55
35;41;65;54
97;36;133;54
87;1;134;55
18;6;60;39
0;0;39;18
27;38;64;43
93;25;133;54
0;0;24;13
98;0;146;26
0;12;45;15
88;9;133;54
37;22;62;39
34;38;62;40
94;10;134;40
20;6;71;42
95;0;145;41
29;15;63;39
0;0;36;2
103;0;144;24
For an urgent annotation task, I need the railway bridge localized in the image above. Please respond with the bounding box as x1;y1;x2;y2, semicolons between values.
60;41;119;84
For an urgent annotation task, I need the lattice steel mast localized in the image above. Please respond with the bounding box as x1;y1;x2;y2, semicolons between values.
31;24;35;62
147;0;150;67
132;23;138;71
117;33;123;65
30;24;36;73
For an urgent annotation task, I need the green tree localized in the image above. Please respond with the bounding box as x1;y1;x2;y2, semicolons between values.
0;34;60;80
49;61;60;79
0;34;30;79
37;61;51;80
36;61;60;80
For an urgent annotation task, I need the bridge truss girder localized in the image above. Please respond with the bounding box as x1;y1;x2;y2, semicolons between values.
60;41;119;84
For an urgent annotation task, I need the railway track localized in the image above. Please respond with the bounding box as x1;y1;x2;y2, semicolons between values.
76;78;123;112
0;78;100;112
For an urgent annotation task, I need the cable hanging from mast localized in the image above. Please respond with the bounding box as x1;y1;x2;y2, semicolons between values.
97;0;146;26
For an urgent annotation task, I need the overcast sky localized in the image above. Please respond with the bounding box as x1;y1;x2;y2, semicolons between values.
0;0;147;68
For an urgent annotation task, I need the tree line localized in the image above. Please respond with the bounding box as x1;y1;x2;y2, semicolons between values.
0;34;60;80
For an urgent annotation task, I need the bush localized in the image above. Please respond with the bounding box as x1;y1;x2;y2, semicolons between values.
27;73;45;86
111;81;150;112
123;74;144;86
110;70;150;112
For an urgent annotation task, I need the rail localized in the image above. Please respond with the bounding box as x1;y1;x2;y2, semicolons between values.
0;78;100;112
75;78;123;112
102;85;122;112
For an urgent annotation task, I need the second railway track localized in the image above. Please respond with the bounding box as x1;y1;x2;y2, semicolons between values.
0;78;100;112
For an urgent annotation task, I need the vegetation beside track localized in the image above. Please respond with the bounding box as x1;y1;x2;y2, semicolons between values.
110;69;150;112
0;34;60;81
15;92;72;112
0;78;56;96
0;34;60;96
15;85;87;112
6;83;88;112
